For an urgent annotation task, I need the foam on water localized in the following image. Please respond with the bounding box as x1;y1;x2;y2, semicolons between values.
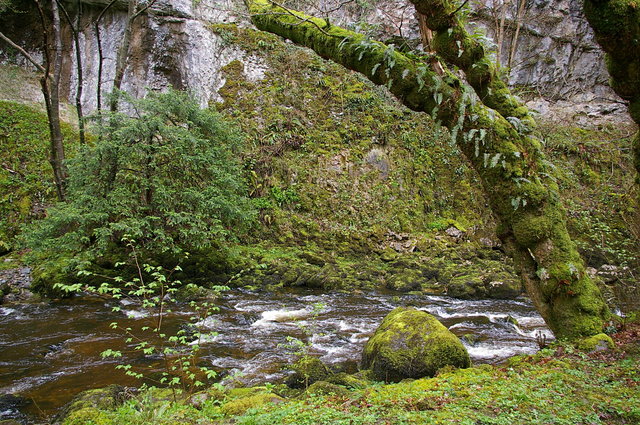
465;343;530;361
252;308;310;327
123;310;148;319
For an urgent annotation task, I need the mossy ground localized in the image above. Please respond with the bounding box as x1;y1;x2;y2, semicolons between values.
59;322;640;425
210;25;638;303
0;100;79;252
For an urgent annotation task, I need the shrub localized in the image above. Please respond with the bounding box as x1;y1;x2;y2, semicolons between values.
24;90;255;279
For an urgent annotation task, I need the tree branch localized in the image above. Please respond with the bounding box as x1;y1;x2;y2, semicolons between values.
0;31;45;73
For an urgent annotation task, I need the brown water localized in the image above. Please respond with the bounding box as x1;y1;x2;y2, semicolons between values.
0;289;552;423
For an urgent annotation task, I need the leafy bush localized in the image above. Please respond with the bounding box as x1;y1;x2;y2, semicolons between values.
25;90;255;276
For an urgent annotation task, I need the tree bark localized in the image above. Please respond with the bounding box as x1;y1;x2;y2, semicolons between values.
508;0;527;70
58;0;86;144
36;0;67;201
248;0;610;339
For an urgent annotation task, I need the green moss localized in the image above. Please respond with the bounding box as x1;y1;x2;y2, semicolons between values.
511;213;552;246
326;372;370;389
285;356;331;389
62;407;113;425
220;392;284;416
59;385;126;425
305;381;351;397
576;333;615;352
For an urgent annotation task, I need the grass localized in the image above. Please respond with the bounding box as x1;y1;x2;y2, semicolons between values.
60;323;640;425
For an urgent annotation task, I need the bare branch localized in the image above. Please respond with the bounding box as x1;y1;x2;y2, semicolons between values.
450;0;470;17
132;0;158;19
0;31;46;73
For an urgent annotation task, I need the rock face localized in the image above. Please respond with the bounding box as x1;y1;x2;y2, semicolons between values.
362;307;470;382
0;0;267;110
0;0;625;119
326;0;623;114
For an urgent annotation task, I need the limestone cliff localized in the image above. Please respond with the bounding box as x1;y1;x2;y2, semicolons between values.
0;0;627;121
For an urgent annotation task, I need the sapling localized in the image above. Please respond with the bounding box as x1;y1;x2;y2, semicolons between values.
55;238;227;401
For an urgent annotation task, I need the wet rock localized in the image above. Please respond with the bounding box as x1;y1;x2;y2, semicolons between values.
0;267;34;303
0;394;30;423
460;333;481;346
285;356;331;389
362;307;470;382
173;284;220;302
446;273;522;300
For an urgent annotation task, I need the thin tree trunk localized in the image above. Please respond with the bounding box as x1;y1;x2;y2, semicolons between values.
110;0;138;112
58;0;86;144
36;0;67;201
495;0;509;68
417;12;444;75
507;0;527;70
95;21;104;111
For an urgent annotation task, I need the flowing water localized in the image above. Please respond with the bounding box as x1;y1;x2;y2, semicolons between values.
0;288;553;422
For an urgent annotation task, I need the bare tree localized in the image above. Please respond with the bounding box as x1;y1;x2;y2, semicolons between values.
1;0;68;200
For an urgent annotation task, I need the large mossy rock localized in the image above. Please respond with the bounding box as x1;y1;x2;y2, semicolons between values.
362;307;470;382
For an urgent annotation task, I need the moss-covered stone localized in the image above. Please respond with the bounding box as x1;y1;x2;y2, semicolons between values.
326;372;370;389
62;407;113;425
220;392;284;416
305;381;351;397
285;356;331;389
577;333;615;352
362;307;470;382
56;385;127;425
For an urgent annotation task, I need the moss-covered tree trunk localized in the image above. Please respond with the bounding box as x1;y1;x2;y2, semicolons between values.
247;0;610;339
583;0;640;183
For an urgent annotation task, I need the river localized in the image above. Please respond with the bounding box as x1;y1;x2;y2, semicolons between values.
0;288;552;423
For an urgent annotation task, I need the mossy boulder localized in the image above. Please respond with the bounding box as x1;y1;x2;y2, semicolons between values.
446;272;521;300
386;268;424;292
305;381;351;397
577;333;615;352
285;356;331;389
362;307;470;382
326;372;369;389
220;392;284;416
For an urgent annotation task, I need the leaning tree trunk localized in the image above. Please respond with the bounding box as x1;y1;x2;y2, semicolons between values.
583;0;640;184
247;0;610;339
